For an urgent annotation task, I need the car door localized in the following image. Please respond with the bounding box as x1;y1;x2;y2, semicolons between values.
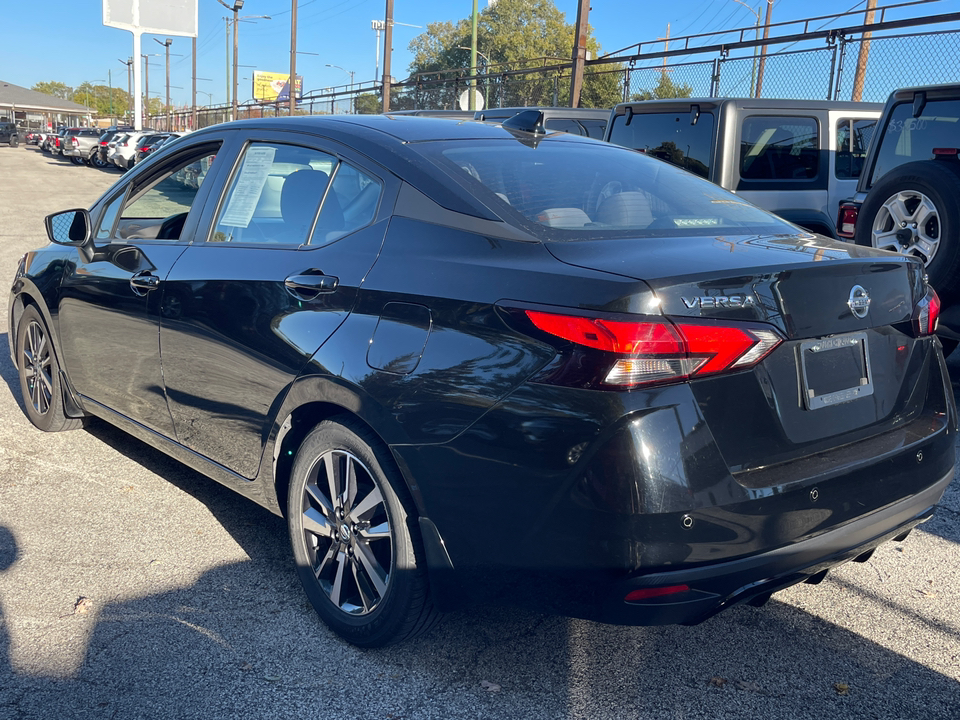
57;137;229;437
158;132;391;478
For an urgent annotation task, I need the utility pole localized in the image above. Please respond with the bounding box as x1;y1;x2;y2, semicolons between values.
852;0;877;101
142;54;150;127
568;0;590;108
225;17;231;116
469;0;478;111
755;1;774;98
381;0;393;113
290;0;298;115
192;36;198;131
119;58;133;124
155;38;173;131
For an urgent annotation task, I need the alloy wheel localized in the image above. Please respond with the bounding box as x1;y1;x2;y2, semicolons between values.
296;449;393;616
21;320;53;416
871;189;941;265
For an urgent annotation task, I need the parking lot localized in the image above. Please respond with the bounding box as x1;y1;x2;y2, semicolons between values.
0;144;958;719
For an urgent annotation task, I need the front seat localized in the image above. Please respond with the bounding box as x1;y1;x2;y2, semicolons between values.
278;169;330;244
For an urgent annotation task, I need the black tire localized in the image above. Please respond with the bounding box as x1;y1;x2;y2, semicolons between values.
69;156;84;165
16;305;83;432
9;135;18;148
287;418;439;647
854;160;960;301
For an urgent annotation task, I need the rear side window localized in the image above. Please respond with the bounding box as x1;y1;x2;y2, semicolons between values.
869;98;960;186
835;118;876;178
606;110;715;178
210;142;381;246
740;116;818;180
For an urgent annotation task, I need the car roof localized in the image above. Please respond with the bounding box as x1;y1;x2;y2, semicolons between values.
612;97;884;112
186;114;605;221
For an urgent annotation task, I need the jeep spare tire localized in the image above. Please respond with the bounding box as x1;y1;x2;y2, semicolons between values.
855;159;960;301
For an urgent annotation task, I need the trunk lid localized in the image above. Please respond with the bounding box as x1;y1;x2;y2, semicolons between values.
545;233;936;476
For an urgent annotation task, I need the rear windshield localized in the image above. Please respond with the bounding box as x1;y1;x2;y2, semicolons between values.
870;98;960;186
421;138;793;240
606;110;715;178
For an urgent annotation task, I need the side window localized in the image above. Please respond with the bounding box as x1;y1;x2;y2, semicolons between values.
95;192;126;239
740;116;819;180
114;143;221;241
835;118;877;179
210;142;337;245
316;162;383;246
580;119;607;139
544;118;583;135
607;111;715;179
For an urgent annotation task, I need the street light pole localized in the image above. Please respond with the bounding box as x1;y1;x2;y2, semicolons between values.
326;64;354;114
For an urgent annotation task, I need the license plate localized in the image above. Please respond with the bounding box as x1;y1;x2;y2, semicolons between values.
799;332;873;410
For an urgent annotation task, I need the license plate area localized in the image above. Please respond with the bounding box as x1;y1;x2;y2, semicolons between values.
799;332;873;410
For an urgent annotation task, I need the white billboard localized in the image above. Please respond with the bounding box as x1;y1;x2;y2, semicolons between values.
103;0;198;37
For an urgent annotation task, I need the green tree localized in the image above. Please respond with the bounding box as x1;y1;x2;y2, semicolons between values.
354;93;380;114
32;81;71;99
406;0;622;111
631;72;693;101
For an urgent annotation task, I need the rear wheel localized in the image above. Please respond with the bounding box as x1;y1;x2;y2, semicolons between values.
16;305;83;432
287;418;439;647
69;156;84;165
855;160;960;301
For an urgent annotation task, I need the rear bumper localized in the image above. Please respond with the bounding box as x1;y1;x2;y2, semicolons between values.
597;466;953;625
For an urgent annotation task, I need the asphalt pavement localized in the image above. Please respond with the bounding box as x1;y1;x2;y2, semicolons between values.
0;144;958;720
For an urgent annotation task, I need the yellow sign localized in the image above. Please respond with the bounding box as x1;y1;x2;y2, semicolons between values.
252;72;303;102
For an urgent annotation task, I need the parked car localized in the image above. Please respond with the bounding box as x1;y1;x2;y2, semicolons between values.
475;106;609;138
387;109;476;119
837;84;960;349
135;132;181;163
0;121;20;147
62;128;104;165
10;115;955;647
95;126;136;167
604;98;883;238
108;131;157;170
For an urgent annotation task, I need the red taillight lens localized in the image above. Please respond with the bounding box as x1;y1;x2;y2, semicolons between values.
139;146;149;152
914;287;941;336
524;309;782;388
625;585;690;602
837;202;859;239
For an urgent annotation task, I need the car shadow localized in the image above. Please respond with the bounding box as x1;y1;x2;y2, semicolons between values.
1;528;958;718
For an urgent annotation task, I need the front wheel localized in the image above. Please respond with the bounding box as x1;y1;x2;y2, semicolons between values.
287;418;439;647
69;156;83;165
16;305;83;432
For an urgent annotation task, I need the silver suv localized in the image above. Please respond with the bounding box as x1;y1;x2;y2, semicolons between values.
604;98;882;238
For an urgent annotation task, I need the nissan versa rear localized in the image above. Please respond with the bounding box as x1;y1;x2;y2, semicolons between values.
8;116;956;647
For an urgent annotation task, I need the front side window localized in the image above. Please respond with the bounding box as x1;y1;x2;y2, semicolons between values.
835;118;877;179
112;143;221;241
606;110;715;178
740;116;819;180
210;142;381;246
869;99;960;187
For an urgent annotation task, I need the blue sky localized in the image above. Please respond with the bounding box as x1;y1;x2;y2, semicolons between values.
1;0;953;107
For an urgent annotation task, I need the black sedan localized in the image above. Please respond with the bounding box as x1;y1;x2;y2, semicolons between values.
8;114;956;647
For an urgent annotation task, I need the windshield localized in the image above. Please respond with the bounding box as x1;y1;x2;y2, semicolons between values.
421;138;794;240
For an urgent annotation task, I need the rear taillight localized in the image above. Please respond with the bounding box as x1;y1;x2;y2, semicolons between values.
837;202;860;239
523;309;782;388
914;287;941;336
71;137;79;146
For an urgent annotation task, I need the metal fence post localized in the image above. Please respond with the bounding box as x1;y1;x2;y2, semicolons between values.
833;35;849;101
710;58;721;98
825;35;838;101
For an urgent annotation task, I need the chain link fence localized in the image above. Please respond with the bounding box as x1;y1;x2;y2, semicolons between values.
155;21;960;128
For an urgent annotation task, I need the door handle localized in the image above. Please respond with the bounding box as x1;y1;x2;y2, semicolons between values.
285;272;339;299
130;272;159;296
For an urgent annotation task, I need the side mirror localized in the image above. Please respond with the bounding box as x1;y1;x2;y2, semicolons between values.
44;208;91;246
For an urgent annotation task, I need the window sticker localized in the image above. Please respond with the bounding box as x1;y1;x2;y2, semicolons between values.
219;146;277;228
